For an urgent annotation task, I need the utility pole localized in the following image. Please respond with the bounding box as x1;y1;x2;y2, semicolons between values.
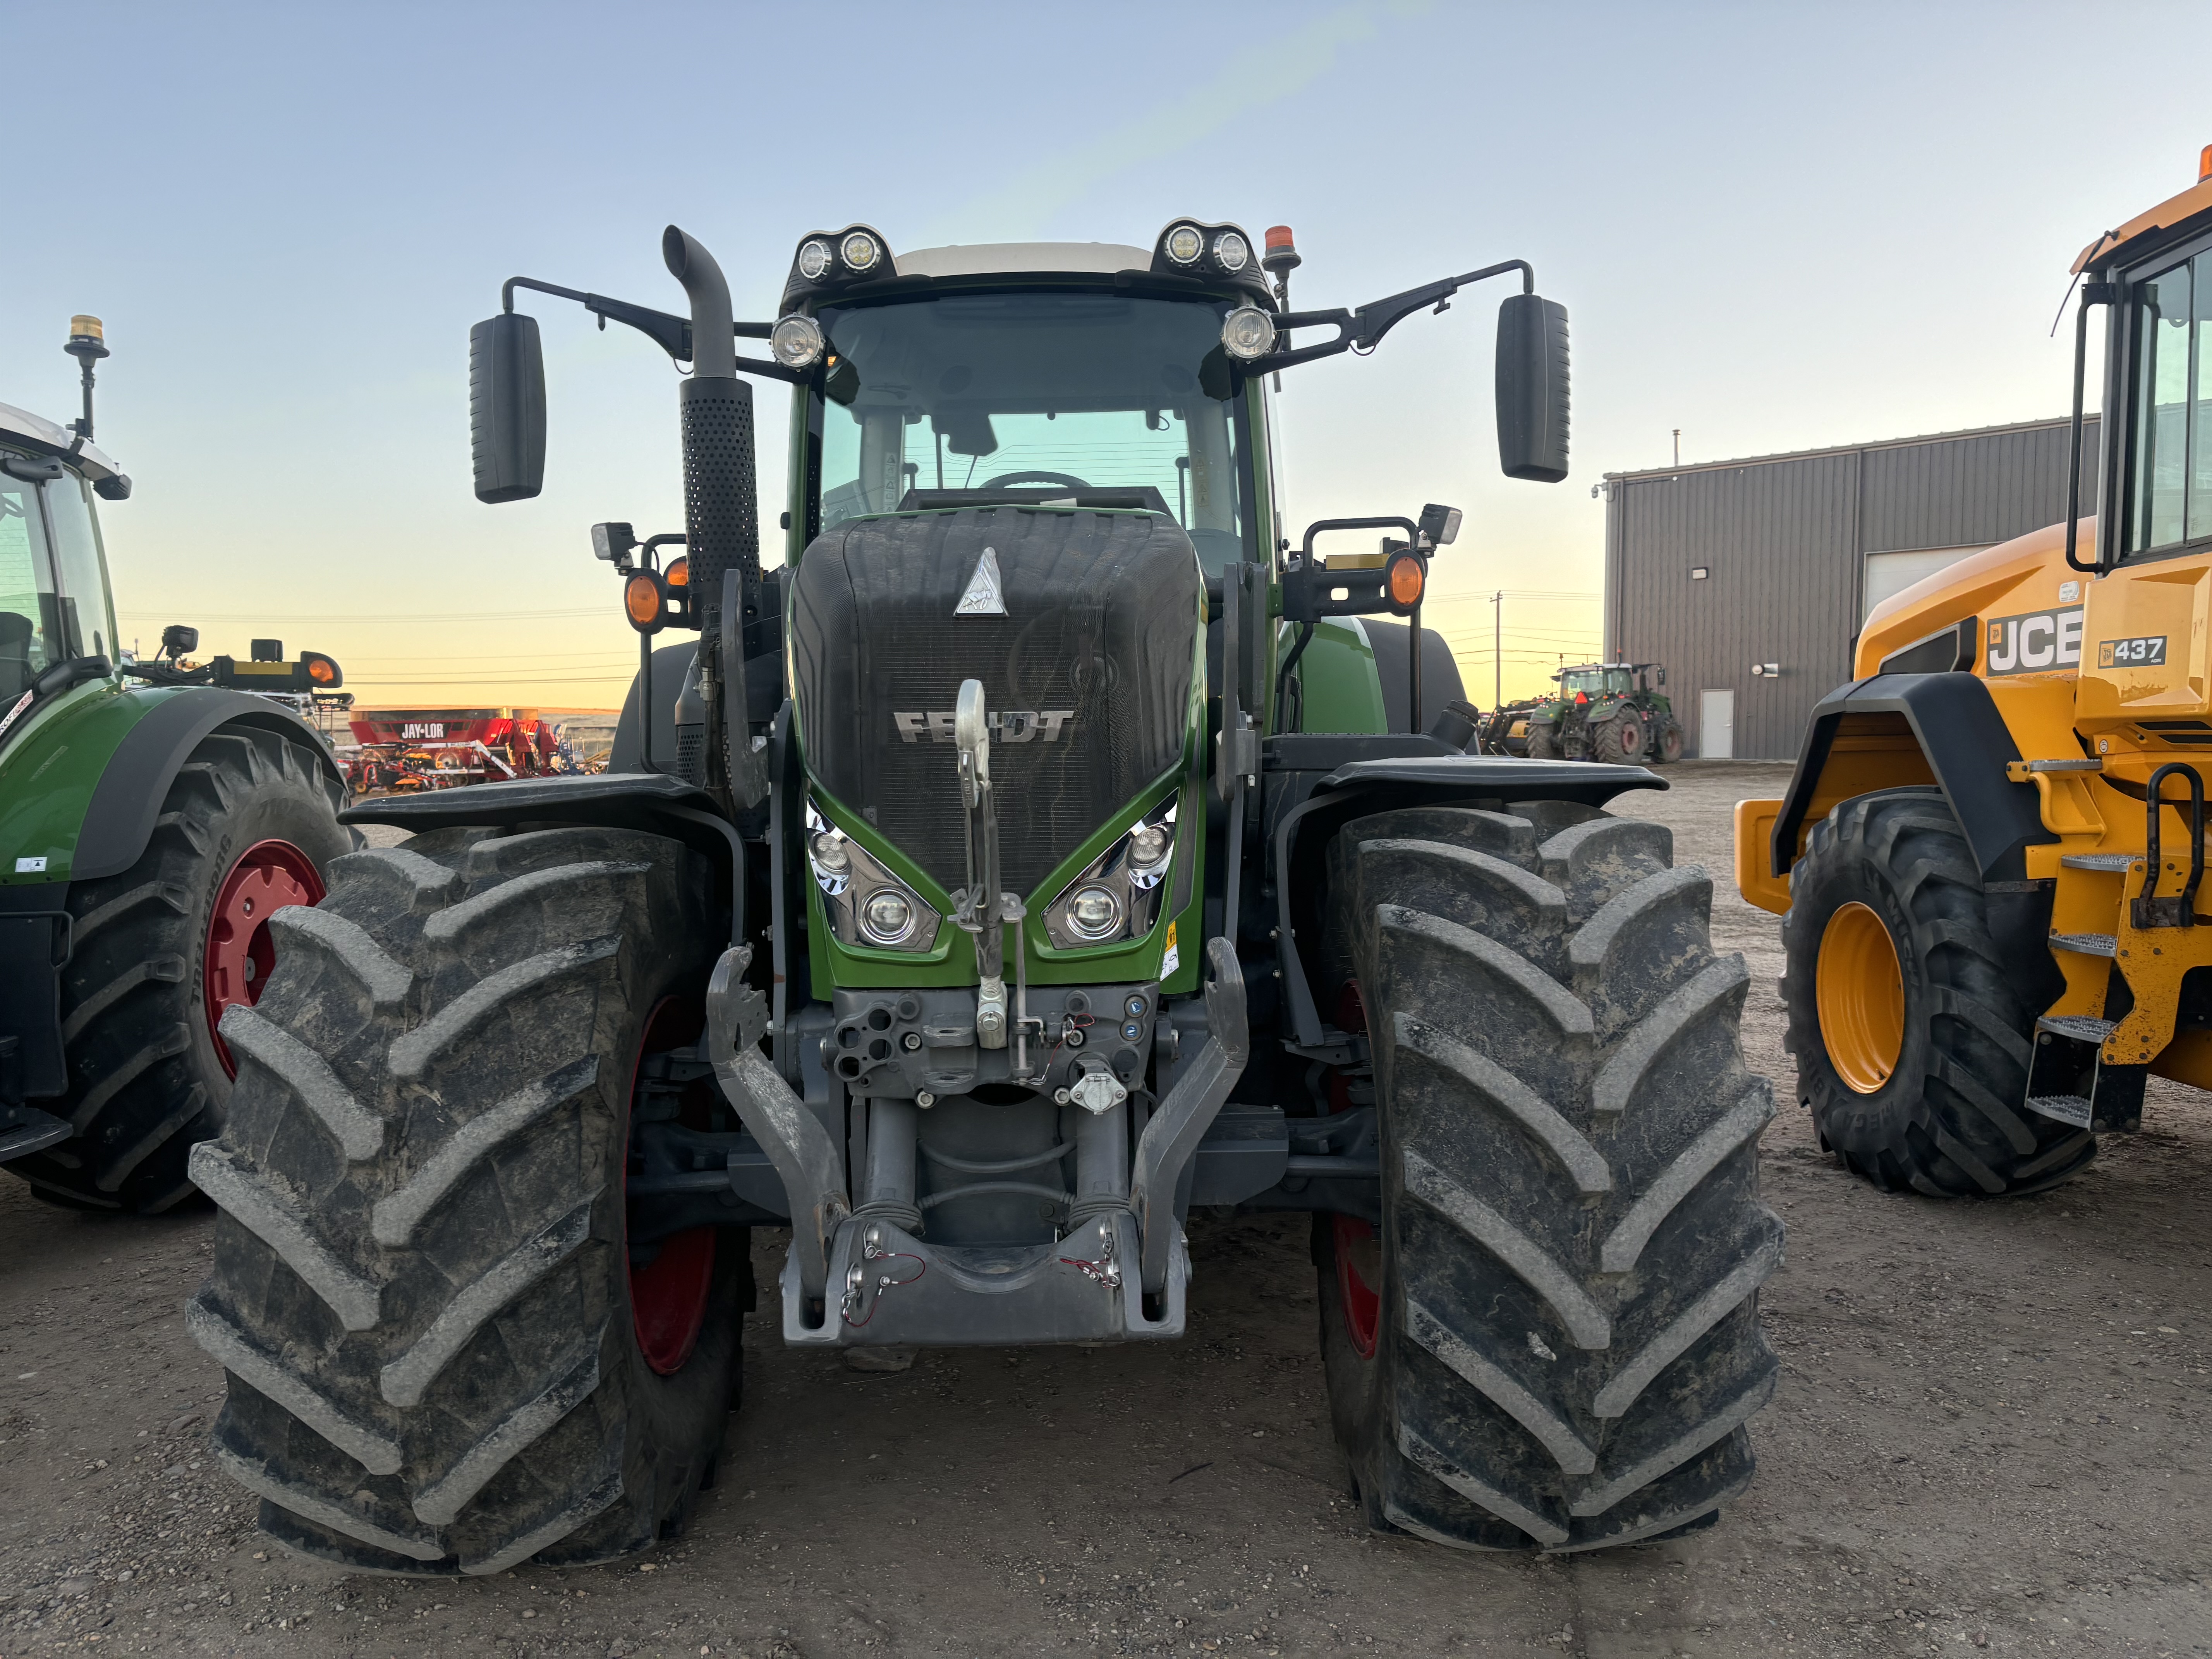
1492;590;1504;711
1672;428;1681;467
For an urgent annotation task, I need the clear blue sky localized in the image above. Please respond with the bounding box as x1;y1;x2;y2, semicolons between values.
4;0;2206;704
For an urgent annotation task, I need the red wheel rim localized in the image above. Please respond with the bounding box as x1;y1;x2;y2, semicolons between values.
1333;1214;1381;1359
625;998;716;1376
205;839;325;1075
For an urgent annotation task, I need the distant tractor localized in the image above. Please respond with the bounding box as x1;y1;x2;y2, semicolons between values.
1523;662;1683;764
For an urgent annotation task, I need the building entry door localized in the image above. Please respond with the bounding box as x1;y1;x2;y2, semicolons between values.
1700;689;1735;759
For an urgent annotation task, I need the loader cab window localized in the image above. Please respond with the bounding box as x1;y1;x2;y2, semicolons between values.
2124;249;2212;555
811;292;1253;572
0;464;62;698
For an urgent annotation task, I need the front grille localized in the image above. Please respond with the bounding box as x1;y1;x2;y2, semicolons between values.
790;507;1197;897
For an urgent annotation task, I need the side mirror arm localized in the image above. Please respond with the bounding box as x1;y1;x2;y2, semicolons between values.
1263;258;1537;373
499;276;807;384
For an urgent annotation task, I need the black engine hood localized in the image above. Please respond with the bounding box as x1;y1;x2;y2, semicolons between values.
789;506;1200;897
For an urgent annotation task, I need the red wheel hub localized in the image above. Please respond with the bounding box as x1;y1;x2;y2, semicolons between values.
625;998;716;1376
1333;1214;1381;1359
205;839;325;1075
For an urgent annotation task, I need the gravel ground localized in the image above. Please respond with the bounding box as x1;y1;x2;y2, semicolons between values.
1;760;2206;1657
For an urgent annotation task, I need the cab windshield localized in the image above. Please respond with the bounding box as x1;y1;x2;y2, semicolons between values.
811;292;1252;572
1559;668;1633;696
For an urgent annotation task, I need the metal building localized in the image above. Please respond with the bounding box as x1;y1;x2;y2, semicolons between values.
1597;415;2102;761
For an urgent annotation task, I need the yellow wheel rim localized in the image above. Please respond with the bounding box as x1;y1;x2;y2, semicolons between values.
1816;901;1905;1093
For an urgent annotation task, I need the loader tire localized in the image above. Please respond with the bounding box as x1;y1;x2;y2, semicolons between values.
1783;788;2095;1196
1656;721;1685;764
10;725;351;1213
187;825;744;1575
1524;725;1562;761
1315;800;1782;1550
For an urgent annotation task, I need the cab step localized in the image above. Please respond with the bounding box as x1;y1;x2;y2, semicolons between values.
2037;1014;2117;1044
2060;853;2136;872
2025;1094;2094;1130
2049;932;2118;958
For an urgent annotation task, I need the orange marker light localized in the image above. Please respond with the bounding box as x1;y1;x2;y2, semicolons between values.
1387;554;1425;609
665;556;689;588
2201;142;2212;182
625;572;665;630
307;657;336;684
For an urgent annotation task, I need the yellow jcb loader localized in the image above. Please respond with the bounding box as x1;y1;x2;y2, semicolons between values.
1736;144;2212;1196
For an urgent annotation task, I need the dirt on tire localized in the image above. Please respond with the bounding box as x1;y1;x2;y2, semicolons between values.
1315;799;1781;1549
186;824;744;1575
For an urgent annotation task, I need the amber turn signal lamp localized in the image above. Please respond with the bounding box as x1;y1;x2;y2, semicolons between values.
665;556;689;588
306;654;338;685
1386;551;1426;611
2201;142;2212;182
624;571;666;632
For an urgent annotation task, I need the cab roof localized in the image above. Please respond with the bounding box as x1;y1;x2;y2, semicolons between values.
0;399;124;487
2073;172;2212;275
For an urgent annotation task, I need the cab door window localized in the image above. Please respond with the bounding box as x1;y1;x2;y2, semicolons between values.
0;468;58;697
2126;253;2212;555
44;472;113;660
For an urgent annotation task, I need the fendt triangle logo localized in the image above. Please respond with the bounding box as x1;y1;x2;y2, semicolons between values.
954;545;1006;616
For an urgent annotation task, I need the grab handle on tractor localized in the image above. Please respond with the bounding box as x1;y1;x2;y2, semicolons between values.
2133;762;2205;929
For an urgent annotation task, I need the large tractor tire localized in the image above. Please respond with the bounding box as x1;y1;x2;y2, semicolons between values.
12;725;351;1213
1524;725;1562;761
1655;720;1685;765
1590;714;1647;765
1315;801;1781;1550
1782;787;2095;1196
186;826;746;1574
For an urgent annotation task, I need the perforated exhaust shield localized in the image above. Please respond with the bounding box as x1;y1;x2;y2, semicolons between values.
790;507;1199;897
678;375;759;617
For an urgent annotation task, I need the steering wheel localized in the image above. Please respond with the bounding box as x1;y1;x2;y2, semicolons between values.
981;470;1094;491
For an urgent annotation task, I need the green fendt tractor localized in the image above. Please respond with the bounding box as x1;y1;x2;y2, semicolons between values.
1523;662;1684;764
187;221;1781;1572
0;318;353;1211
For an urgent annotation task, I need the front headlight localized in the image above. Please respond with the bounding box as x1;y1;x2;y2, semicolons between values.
1043;793;1180;949
807;802;940;953
771;314;825;369
1221;306;1277;361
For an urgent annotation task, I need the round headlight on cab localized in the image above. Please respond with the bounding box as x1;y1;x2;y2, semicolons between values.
797;239;833;281
1220;306;1278;362
810;831;850;873
1068;885;1123;940
840;230;882;272
1213;230;1250;272
860;887;914;944
771;314;825;369
1164;224;1204;265
1128;823;1171;868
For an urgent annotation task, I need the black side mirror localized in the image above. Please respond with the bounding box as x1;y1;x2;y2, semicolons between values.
1495;292;1570;483
160;623;198;658
1657;666;1667;687
469;313;547;503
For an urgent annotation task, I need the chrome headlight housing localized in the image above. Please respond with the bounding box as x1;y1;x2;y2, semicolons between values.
806;802;941;954
1043;794;1179;950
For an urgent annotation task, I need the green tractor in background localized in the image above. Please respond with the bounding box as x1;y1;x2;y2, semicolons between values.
185;220;1781;1572
1523;661;1684;765
1;319;354;1211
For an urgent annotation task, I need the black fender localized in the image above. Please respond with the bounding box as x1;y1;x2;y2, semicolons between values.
73;690;347;883
1770;672;2052;882
1260;735;1665;1051
341;771;749;944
